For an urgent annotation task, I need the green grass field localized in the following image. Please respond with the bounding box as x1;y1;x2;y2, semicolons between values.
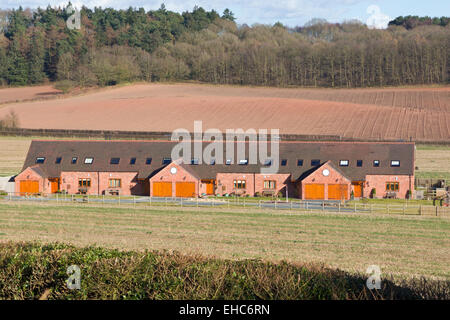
0;201;448;280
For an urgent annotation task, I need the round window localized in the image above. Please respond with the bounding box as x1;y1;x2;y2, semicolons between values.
170;167;177;175
322;169;330;176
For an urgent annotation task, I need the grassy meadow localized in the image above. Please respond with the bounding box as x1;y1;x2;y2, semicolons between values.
0;201;448;280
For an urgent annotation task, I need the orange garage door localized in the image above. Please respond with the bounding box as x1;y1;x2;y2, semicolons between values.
20;181;39;194
176;182;196;198
328;184;349;200
304;184;325;200
153;182;172;197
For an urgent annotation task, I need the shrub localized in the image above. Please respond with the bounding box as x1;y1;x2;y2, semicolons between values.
370;188;376;199
54;80;76;94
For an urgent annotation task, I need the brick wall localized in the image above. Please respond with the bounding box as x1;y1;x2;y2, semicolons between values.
60;171;143;196
300;162;351;200
364;174;414;199
14;167;50;194
149;162;199;197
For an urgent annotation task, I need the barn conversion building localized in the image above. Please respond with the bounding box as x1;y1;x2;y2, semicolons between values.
15;140;415;200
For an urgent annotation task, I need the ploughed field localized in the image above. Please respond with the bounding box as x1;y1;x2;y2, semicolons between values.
0;85;62;105
0;84;448;142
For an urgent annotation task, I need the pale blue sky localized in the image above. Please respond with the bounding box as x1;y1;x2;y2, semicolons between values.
0;0;449;27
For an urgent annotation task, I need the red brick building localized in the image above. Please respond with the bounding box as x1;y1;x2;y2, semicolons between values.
15;140;415;200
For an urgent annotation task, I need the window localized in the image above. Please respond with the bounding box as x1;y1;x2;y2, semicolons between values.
339;160;349;167
311;159;320;166
36;157;45;164
162;158;171;165
386;182;399;192
191;158;199;165
264;180;276;189
297;159;304;166
281;159;288;166
226;159;232;165
239;159;248;165
55;157;62;164
110;158;120;165
264;159;272;166
390;160;400;167
210;158;216;165
130;158;136;165
233;180;246;189
146;158;152;165
71;157;78;164
78;178;91;188
373;160;380;167
84;157;94;164
357;160;363;167
109;179;122;188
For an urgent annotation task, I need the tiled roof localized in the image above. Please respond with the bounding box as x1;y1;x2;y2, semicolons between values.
22;140;415;181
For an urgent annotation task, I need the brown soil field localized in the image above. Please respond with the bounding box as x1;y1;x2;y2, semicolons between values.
0;85;62;104
0;84;448;141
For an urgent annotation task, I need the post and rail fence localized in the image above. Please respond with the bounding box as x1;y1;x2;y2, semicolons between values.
1;192;449;217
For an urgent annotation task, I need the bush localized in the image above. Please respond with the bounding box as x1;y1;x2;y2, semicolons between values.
54;80;76;94
0;242;448;300
370;188;377;199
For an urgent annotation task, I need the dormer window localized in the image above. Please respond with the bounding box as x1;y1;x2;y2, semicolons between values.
357;160;363;167
311;159;320;166
110;158;120;165
84;157;94;164
373;160;380;167
210;158;216;165
297;159;303;166
264;159;272;166
55;157;62;164
162;158;171;164
281;159;287;166
36;157;45;164
71;157;78;164
145;158;152;165
130;158;136;165
226;159;232;165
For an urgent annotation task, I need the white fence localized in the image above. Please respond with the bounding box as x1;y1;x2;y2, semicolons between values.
1;192;450;217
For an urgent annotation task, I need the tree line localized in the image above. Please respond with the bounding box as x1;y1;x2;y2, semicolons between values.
0;4;448;88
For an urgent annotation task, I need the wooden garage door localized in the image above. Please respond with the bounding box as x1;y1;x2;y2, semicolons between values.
304;184;325;200
352;182;363;198
176;182;196;198
328;184;349;200
153;182;172;197
20;181;39;194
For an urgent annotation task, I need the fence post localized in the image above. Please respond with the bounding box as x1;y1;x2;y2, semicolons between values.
134;196;136;207
436;206;438;217
403;204;405;215
354;203;356;213
322;201;325;211
56;193;58;203
103;194;105;205
181;198;183;208
118;195;120;206
259;200;261;209
338;202;340;213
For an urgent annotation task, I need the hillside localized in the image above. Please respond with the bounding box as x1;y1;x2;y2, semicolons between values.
0;84;448;142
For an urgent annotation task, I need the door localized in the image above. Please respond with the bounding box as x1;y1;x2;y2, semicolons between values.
20;181;39;194
50;179;59;193
153;182;172;197
328;184;349;200
176;182;196;198
202;180;215;195
304;184;325;200
352;182;363;198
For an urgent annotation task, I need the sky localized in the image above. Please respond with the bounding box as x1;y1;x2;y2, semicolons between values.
0;0;449;28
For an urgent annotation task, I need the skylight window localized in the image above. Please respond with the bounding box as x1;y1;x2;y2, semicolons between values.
191;158;199;165
297;159;303;166
311;159;320;166
390;160;400;167
71;157;78;164
55;157;62;164
264;159;272;166
130;158;136;165
35;157;45;164
84;157;94;164
162;158;171;164
357;160;363;167
110;158;120;165
210;158;216;165
239;159;248;165
226;159;232;165
339;160;349;167
281;159;287;166
145;158;152;165
373;160;380;167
